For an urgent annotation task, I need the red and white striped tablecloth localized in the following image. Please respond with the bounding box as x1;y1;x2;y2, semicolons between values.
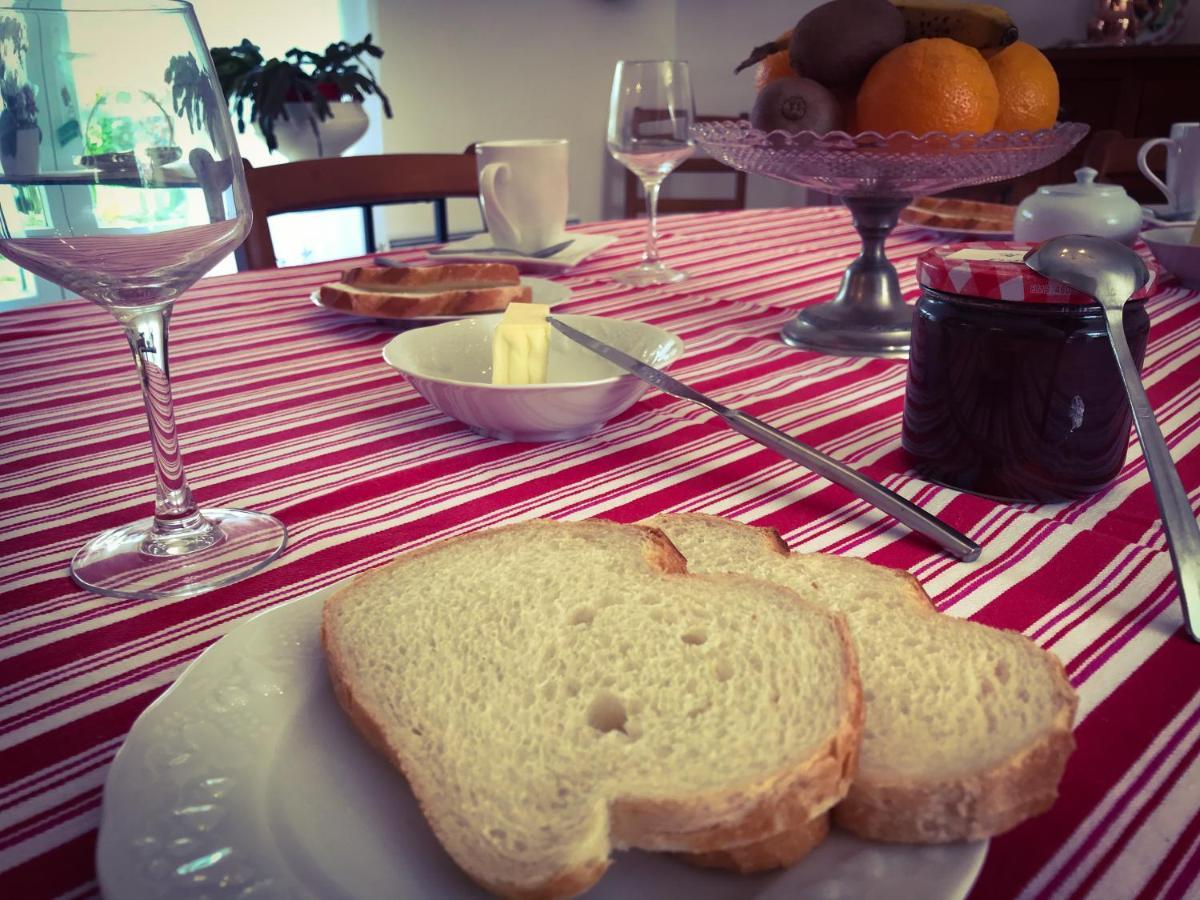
2;207;1199;899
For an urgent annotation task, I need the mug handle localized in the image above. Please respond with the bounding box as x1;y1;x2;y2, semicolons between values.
1137;138;1175;207
478;162;521;247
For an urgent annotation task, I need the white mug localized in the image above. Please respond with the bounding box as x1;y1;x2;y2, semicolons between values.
475;139;569;254
1137;122;1200;218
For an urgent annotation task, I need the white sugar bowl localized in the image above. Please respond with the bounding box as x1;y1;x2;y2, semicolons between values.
1014;167;1143;246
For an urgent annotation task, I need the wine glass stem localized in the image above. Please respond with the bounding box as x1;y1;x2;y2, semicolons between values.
115;306;211;544
641;178;663;266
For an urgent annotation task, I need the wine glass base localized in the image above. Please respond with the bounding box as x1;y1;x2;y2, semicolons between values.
611;262;688;286
781;302;912;358
70;508;287;600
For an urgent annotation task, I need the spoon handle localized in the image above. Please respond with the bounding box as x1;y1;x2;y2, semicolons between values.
1105;308;1200;641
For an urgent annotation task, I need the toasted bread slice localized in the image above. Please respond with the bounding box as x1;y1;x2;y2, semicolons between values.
322;520;862;898
343;262;522;291
644;513;1078;844
317;281;532;319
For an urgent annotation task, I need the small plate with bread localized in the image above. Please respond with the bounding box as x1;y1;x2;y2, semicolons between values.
313;262;569;325
99;515;1080;900
900;196;1016;238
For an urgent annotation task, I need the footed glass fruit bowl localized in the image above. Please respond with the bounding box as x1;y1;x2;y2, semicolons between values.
691;121;1089;357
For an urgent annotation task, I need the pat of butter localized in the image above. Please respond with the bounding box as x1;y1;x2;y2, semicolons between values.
491;303;551;385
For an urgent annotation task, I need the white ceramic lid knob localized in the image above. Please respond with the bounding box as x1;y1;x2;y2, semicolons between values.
1075;167;1099;186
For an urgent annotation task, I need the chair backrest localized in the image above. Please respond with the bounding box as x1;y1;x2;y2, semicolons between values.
239;152;479;269
623;113;749;218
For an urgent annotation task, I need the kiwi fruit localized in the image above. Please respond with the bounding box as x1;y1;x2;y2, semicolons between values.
790;0;905;86
751;76;843;135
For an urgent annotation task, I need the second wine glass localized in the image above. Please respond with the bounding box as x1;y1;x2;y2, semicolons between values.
607;60;695;285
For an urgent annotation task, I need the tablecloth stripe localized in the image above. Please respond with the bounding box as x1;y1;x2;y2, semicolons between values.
2;207;1198;899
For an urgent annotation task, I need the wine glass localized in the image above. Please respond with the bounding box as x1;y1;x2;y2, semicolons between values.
607;59;695;285
0;0;285;598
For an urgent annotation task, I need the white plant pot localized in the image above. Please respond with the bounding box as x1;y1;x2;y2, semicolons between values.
269;101;369;161
0;127;40;177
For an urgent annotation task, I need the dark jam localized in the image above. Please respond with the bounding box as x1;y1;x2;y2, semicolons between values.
902;287;1150;502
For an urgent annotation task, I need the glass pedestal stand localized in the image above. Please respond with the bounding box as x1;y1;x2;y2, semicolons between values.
692;122;1090;357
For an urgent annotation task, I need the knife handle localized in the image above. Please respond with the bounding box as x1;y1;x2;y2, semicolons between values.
722;410;981;562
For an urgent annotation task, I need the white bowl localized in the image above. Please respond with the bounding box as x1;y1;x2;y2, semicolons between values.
383;313;684;442
1143;226;1200;289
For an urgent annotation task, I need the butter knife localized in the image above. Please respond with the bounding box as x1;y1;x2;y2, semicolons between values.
549;317;982;562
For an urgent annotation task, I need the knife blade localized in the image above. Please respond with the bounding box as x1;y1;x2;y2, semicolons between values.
549;317;982;562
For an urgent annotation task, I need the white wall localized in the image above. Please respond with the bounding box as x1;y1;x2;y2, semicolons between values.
375;0;675;240
366;0;1200;240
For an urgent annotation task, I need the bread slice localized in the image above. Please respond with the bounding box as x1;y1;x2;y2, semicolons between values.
343;262;522;291
643;514;1078;844
317;281;531;319
318;262;532;319
322;520;862;898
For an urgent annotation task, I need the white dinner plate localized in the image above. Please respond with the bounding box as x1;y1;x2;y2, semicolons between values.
310;276;570;326
96;582;988;900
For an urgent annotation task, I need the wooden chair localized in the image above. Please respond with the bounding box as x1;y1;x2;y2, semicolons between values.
1083;128;1166;204
239;151;479;270
623;112;749;218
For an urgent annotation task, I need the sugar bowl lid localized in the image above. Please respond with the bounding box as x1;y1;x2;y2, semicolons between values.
916;241;1157;305
1035;166;1129;198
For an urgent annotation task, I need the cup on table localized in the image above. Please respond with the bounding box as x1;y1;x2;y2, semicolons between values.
475;139;569;255
1137;122;1200;219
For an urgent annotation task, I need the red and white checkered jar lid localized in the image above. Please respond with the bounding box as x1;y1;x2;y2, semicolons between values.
915;241;1157;306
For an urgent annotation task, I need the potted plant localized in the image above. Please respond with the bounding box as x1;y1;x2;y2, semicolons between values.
0;15;39;177
209;34;393;160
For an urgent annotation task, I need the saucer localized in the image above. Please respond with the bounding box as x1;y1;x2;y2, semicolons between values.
1142;204;1198;229
423;232;618;270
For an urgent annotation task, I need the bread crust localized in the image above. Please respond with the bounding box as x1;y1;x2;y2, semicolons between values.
680;811;830;873
322;519;861;898
343;262;521;290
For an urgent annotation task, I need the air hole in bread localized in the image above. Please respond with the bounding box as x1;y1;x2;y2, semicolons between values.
565;679;580;698
713;659;733;682
681;629;707;646
569;606;596;626
994;660;1010;684
587;691;628;736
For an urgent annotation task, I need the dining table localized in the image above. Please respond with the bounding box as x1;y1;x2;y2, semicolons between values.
1;205;1198;900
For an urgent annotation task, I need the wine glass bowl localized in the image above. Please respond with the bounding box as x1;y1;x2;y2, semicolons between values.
607;59;696;285
691;121;1090;357
0;0;286;598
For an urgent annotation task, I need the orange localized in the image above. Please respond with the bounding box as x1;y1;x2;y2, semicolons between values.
856;38;999;136
755;49;795;91
987;41;1059;132
755;30;796;92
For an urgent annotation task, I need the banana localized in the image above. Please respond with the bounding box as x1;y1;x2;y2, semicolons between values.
891;0;1018;50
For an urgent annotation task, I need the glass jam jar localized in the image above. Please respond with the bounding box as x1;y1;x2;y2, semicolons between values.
902;243;1152;503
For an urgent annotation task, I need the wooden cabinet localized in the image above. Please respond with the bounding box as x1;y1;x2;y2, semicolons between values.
1049;44;1200;139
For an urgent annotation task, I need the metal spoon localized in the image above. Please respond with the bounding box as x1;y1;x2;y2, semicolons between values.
1025;235;1200;642
426;238;575;259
